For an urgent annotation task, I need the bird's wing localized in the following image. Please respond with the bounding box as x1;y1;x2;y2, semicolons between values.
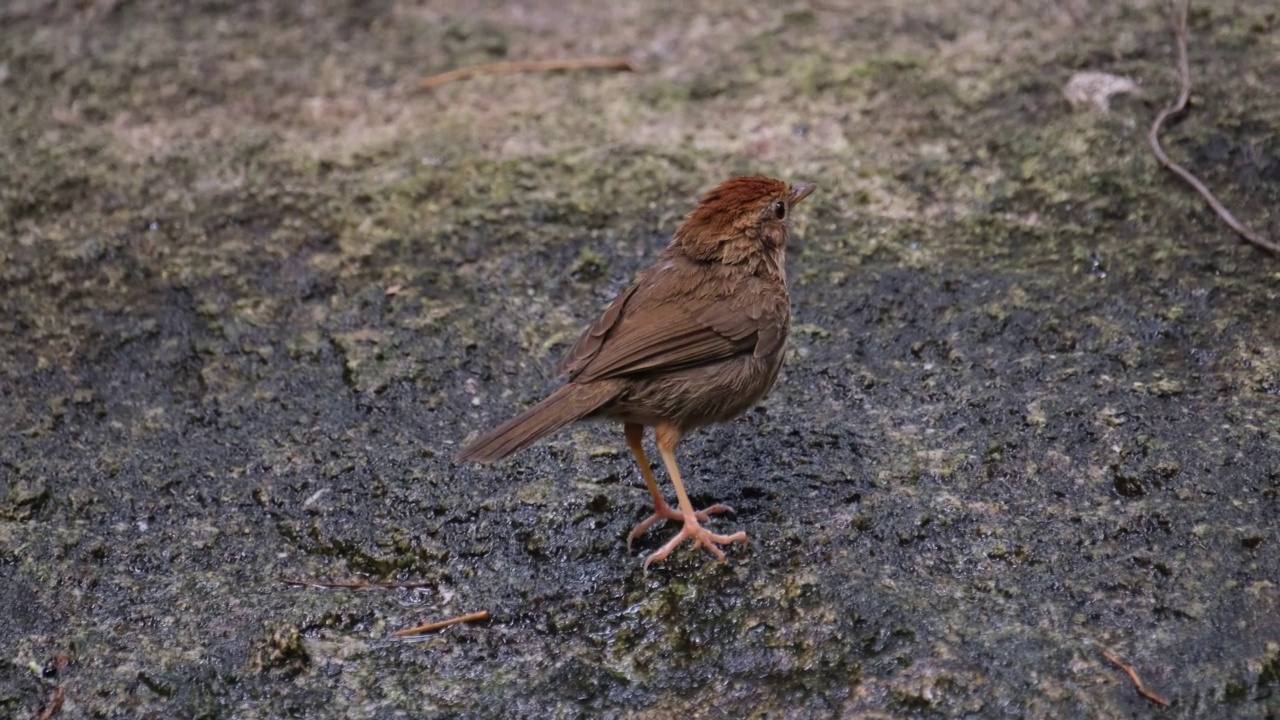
559;289;772;383
556;282;640;379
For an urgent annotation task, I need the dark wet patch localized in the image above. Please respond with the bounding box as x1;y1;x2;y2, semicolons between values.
2;1;1279;718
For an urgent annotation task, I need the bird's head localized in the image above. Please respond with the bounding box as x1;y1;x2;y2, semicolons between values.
671;175;816;267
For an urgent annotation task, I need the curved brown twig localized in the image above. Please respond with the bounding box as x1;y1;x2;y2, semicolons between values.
1103;651;1172;707
1147;0;1279;255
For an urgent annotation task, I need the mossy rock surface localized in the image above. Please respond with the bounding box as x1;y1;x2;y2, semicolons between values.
1;1;1277;718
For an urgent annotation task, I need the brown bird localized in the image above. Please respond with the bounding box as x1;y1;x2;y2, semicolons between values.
457;176;816;570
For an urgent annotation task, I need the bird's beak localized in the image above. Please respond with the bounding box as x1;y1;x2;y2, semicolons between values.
789;182;817;206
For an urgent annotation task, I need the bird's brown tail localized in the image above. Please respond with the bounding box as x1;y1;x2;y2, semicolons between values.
455;382;620;463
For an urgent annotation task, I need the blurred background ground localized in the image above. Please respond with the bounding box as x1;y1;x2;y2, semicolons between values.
1;0;1277;717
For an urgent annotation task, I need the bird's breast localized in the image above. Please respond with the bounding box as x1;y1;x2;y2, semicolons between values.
603;350;786;431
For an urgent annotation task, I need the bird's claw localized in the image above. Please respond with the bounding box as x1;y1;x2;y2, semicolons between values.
641;518;747;572
626;501;734;551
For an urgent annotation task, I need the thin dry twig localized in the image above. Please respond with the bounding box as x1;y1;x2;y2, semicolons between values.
35;685;64;720
1148;0;1279;255
1103;650;1172;707
391;610;490;638
280;577;436;591
419;56;636;90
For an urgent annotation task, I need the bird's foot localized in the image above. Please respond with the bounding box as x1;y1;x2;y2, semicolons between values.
641;516;747;572
626;499;733;551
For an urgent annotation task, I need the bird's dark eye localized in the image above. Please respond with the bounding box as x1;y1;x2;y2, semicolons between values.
773;200;787;219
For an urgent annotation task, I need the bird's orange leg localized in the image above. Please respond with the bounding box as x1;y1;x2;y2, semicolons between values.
640;422;747;571
623;423;732;551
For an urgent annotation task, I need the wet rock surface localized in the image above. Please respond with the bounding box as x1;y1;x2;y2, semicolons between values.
1;1;1277;717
